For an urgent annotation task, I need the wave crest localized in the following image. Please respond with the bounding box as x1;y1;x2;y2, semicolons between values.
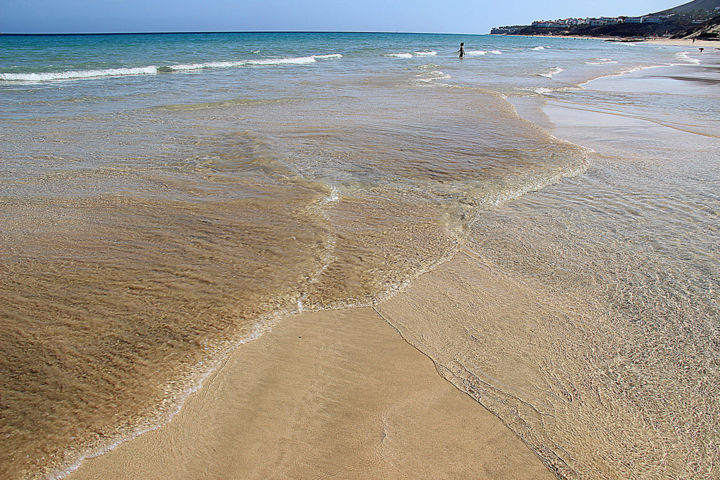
585;58;617;65
537;67;564;78
0;54;343;82
0;66;158;82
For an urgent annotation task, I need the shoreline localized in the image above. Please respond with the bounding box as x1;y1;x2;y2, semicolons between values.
640;37;720;48
67;306;554;480
496;33;720;48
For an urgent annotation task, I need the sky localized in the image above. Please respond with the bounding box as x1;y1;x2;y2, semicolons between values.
0;0;685;34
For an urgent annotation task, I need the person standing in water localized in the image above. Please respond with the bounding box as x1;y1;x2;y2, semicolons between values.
458;42;465;58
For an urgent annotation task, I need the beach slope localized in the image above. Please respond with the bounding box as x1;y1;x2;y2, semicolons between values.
68;307;552;480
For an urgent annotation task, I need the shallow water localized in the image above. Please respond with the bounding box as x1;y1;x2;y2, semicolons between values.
381;90;720;478
1;32;717;479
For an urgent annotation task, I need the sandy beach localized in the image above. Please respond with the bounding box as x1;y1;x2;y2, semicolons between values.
68;305;553;480
506;33;720;48
640;37;720;48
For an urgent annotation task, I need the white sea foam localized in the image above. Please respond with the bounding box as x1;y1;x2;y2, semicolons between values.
530;86;577;96
415;70;451;83
531;46;549;51
675;51;701;65
465;50;487;56
167;57;318;71
321;186;340;205
385;53;413;58
313;53;343;59
489;50;502;55
248;56;319;65
538;67;564;78
169;61;239;71
534;87;554;95
585;58;618;65
0;66;158;82
0;54;342;82
414;51;437;56
172;54;342;70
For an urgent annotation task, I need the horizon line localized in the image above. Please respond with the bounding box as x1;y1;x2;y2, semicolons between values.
0;30;490;36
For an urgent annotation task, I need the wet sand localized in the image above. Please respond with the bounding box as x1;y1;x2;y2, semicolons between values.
68;306;553;480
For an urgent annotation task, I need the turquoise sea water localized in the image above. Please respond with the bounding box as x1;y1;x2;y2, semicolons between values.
0;32;694;106
1;33;718;479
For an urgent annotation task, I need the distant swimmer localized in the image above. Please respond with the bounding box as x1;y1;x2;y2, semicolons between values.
699;47;704;53
458;42;465;58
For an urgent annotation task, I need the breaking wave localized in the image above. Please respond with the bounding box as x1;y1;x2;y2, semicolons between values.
585;58;618;65
415;70;451;83
0;54;343;82
537;66;564;78
675;51;701;65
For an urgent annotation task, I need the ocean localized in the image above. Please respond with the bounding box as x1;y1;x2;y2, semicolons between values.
1;32;718;479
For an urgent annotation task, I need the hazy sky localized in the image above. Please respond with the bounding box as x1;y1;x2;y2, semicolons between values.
1;0;684;34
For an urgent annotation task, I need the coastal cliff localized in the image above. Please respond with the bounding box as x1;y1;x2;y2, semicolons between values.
491;0;720;39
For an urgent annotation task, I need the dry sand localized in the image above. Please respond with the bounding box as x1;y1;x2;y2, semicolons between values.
640;38;720;48
68;306;553;480
504;34;720;49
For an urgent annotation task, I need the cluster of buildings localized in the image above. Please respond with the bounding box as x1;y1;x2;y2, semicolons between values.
530;6;720;29
530;15;667;29
490;6;720;36
492;14;688;35
490;17;641;35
